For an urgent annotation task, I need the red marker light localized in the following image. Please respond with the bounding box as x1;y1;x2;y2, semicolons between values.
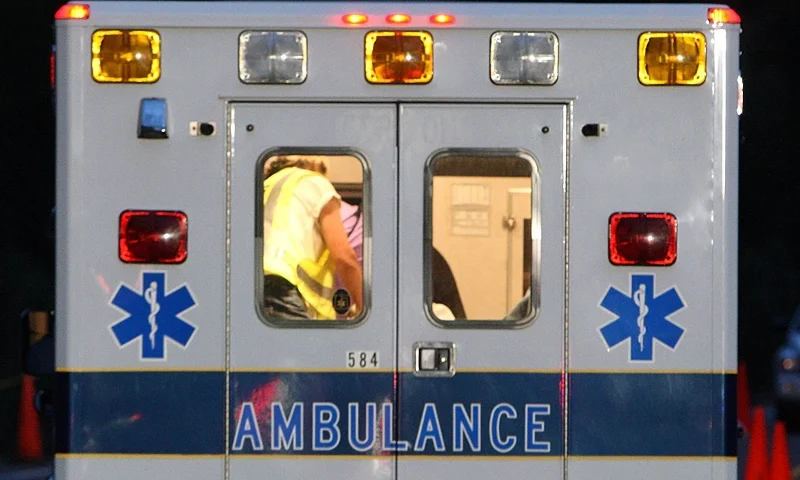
55;4;90;20
119;210;188;264
343;13;368;25
387;13;411;24
430;14;455;25
609;212;677;266
50;47;55;89
708;8;740;25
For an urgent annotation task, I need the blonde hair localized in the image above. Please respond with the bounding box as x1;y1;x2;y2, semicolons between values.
265;156;328;178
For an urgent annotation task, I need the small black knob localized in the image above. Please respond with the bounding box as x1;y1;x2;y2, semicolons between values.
199;122;215;136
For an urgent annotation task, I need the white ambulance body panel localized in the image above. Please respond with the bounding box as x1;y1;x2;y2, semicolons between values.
54;2;740;479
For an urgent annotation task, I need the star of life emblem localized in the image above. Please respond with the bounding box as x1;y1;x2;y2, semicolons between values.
109;271;197;360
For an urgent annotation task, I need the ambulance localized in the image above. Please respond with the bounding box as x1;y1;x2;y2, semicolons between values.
53;1;742;479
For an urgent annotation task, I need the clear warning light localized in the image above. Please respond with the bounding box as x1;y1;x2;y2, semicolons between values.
609;212;677;266
490;32;559;85
239;31;307;84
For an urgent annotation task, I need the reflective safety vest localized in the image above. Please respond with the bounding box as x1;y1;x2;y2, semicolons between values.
263;167;336;320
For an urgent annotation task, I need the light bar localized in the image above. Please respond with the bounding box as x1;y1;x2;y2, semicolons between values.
490;32;559;85
239;31;307;84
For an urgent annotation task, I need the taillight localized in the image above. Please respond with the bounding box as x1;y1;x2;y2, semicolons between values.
119;210;188;264
609;212;677;266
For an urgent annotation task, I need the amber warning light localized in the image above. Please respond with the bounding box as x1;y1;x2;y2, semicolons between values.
119;210;188;264
609;212;677;266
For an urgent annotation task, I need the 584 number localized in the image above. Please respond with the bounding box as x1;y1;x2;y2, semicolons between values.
346;351;379;369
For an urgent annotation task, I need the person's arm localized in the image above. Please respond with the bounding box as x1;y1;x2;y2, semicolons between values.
319;199;363;315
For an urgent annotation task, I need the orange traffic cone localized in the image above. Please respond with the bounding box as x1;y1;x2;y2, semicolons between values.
17;374;43;461
745;406;769;480
769;420;792;480
738;361;752;434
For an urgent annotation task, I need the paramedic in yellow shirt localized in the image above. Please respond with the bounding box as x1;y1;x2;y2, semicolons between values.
262;156;363;320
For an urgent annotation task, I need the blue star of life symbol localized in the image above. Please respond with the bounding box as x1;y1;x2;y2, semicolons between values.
109;271;197;360
598;274;686;362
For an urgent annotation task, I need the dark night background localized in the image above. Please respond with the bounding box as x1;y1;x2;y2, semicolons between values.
0;0;796;467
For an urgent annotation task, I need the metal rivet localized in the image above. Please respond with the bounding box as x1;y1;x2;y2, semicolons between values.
246;124;254;132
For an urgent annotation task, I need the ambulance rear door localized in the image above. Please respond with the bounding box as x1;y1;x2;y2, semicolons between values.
397;103;567;478
228;102;397;480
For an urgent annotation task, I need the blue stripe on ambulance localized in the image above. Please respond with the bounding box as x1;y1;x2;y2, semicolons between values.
56;371;736;457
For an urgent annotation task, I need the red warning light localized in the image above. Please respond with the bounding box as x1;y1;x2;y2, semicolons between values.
609;212;677;266
119;210;188;264
50;47;55;89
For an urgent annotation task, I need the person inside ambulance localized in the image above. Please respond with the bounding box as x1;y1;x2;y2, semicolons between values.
262;156;363;320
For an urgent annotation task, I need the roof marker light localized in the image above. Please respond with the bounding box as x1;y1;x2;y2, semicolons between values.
708;8;741;25
387;13;411;24
55;4;90;20
430;14;455;25
343;13;368;25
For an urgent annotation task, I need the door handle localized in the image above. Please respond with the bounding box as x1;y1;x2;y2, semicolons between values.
413;342;455;377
